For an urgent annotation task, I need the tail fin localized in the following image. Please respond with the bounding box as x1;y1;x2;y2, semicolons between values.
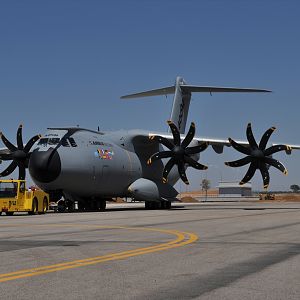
121;76;271;134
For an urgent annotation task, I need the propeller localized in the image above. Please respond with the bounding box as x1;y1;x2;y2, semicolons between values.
225;123;291;189
0;125;41;180
147;120;208;185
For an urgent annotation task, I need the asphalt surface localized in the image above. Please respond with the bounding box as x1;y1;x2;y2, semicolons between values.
0;201;299;300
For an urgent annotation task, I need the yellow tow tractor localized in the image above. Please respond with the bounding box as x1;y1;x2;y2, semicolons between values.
0;179;49;216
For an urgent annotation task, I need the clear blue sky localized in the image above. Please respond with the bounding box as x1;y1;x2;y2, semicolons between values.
1;0;300;191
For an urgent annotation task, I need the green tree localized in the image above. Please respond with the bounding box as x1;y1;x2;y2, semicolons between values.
290;184;300;193
201;179;211;201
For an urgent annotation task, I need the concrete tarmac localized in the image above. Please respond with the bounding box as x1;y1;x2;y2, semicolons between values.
0;201;299;300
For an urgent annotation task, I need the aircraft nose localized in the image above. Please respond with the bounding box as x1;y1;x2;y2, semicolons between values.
29;148;61;183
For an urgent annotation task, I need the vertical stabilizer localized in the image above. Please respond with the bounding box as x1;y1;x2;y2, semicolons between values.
169;77;191;134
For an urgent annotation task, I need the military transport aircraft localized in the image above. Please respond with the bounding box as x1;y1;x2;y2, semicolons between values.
1;77;299;211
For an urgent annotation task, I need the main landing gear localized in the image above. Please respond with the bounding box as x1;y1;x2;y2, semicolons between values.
145;201;171;210
57;199;107;212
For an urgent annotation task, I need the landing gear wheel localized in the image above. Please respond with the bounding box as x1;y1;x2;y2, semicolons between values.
66;200;74;212
145;201;156;209
78;201;85;212
166;201;171;209
161;201;167;209
28;198;38;215
6;212;14;216
155;202;161;209
145;202;162;210
40;197;48;214
57;200;66;213
99;200;106;211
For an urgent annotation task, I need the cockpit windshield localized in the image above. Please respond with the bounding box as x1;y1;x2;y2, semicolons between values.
38;138;60;146
0;182;17;198
37;137;77;147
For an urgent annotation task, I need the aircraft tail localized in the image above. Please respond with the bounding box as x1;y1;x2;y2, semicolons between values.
121;76;271;134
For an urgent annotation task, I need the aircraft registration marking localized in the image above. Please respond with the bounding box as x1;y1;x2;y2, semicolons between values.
0;225;198;283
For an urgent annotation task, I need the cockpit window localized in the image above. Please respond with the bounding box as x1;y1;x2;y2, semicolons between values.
38;138;49;146
38;138;60;146
37;137;78;147
61;138;70;147
48;138;60;145
68;137;77;147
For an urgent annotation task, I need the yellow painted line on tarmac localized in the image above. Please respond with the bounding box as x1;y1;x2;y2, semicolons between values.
0;225;198;283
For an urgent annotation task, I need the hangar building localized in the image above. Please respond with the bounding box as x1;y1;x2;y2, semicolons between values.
217;181;252;197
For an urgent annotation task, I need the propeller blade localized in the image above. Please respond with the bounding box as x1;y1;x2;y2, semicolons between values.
246;123;258;149
18;163;26;180
259;163;270;189
177;161;189;185
181;122;195;149
264;144;290;156
147;151;173;165
17;124;24;150
228;138;251;155
0;126;42;180
0;161;18;177
225;156;252;167
167;120;181;146
23;134;42;153
185;142;209;155
148;121;208;185
0;132;17;152
264;157;288;175
162;157;176;183
0;153;13;161
149;135;174;150
184;156;208;170
259;126;276;150
239;162;257;185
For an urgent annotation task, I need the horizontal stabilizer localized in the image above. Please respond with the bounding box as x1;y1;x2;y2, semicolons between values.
121;86;175;99
181;85;271;93
121;84;271;99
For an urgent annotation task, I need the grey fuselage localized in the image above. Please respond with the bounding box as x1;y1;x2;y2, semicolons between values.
28;128;180;202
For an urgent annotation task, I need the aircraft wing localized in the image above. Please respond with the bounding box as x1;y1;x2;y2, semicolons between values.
132;131;300;154
148;132;246;153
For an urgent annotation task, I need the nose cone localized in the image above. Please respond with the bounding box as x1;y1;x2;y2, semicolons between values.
29;148;61;183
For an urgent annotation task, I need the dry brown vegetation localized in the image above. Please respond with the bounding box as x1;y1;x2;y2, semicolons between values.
180;190;300;202
268;193;300;202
